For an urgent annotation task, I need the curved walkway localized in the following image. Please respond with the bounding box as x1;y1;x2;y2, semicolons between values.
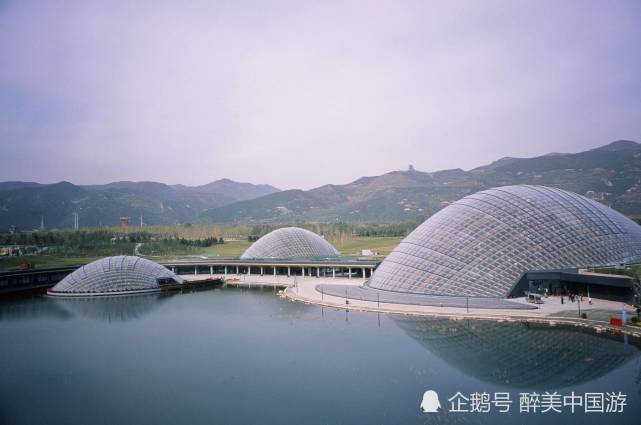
283;279;641;337
317;284;535;310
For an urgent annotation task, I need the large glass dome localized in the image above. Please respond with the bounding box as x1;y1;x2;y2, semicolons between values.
48;256;182;296
368;185;641;297
240;227;340;259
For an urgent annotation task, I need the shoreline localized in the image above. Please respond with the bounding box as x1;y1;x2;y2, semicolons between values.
282;284;641;338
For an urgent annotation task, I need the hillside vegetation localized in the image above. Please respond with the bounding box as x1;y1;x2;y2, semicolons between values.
201;140;641;223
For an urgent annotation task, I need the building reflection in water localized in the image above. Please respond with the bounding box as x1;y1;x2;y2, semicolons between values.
394;316;641;389
51;292;170;322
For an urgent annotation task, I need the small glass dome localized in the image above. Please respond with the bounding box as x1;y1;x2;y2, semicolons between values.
48;256;182;296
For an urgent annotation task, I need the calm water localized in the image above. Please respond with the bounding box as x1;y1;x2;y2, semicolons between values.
1;288;640;425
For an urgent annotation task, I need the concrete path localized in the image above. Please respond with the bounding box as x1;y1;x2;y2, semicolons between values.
282;279;641;337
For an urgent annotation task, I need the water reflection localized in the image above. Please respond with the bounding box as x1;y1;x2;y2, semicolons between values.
0;296;73;321
52;293;169;322
395;317;641;389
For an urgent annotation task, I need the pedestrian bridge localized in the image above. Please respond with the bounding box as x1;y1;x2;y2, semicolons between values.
158;258;380;285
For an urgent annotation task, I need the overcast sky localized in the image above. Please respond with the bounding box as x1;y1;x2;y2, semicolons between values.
1;0;640;190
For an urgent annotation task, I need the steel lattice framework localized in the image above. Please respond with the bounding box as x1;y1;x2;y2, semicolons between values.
50;256;182;295
368;185;641;297
241;227;340;259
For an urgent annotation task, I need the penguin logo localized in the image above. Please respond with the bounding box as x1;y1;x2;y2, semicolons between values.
420;390;441;412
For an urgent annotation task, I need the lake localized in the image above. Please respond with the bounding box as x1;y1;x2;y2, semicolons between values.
1;288;640;425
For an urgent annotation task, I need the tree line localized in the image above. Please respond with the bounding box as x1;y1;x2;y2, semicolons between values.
0;229;224;258
247;220;424;242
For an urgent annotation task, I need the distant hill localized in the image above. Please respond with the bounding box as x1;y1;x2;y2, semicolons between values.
3;140;640;229
172;179;280;202
0;179;279;230
199;140;641;224
0;182;43;191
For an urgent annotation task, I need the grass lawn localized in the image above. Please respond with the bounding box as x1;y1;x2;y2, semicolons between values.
0;237;403;270
150;237;403;259
146;240;252;260
332;236;403;257
0;255;103;270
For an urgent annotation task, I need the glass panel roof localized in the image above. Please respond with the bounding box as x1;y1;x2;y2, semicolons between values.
51;256;181;294
367;185;641;297
241;227;340;259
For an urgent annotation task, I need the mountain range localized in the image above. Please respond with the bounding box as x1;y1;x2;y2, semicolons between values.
0;179;279;230
1;140;640;230
199;140;641;224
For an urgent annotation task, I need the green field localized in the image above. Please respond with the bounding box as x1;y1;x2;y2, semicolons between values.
0;224;408;271
0;255;103;270
143;240;252;260
331;236;402;257
0;237;404;270
142;236;402;259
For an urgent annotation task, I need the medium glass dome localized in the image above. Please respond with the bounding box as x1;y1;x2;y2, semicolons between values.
240;227;340;259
